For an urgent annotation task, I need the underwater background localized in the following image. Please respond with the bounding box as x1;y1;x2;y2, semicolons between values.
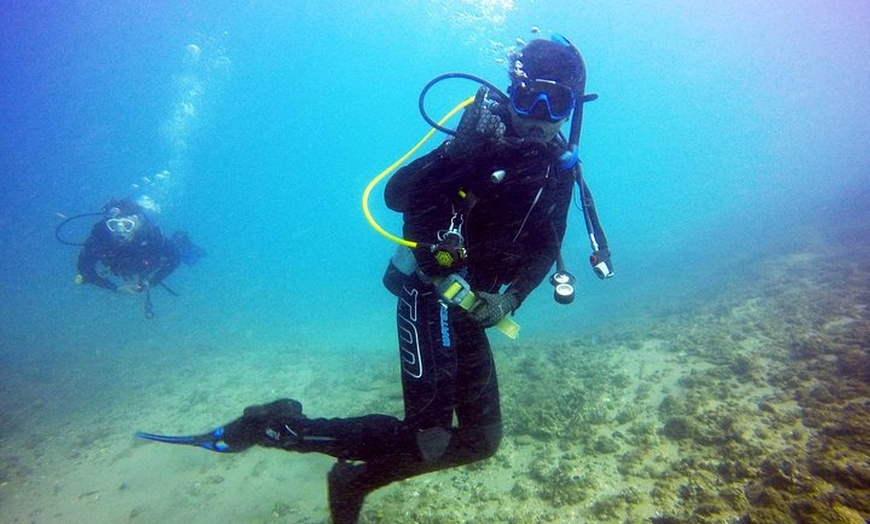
1;1;868;523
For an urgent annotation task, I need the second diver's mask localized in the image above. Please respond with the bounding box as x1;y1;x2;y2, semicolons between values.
106;215;138;241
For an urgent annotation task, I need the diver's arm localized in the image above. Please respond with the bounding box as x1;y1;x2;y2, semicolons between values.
144;255;179;287
384;146;468;212
505;176;574;304
386;93;508;213
504;261;548;307
140;234;180;287
384;150;438;212
507;241;560;305
77;242;118;291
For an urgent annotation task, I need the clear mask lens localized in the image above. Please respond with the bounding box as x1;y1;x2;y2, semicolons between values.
106;217;136;234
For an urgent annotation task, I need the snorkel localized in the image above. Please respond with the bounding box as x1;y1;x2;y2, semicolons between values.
552;33;598;170
542;34;615;303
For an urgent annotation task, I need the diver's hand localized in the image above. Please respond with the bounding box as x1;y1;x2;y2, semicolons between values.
117;282;144;294
468;291;519;329
444;87;506;160
117;279;151;294
590;249;614;279
221;399;305;451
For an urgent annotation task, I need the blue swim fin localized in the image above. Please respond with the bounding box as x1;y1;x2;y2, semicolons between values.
134;427;234;452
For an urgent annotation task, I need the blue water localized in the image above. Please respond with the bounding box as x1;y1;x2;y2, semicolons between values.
1;1;868;519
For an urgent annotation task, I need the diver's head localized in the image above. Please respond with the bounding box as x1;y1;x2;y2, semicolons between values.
507;37;585;143
101;196;149;242
105;208;140;242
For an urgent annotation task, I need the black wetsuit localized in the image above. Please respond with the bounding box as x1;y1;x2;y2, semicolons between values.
266;115;576;502
77;218;180;292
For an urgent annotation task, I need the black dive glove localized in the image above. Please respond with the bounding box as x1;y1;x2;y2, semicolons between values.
443;86;506;160
221;398;305;451
590;249;614;279
468;291;519;329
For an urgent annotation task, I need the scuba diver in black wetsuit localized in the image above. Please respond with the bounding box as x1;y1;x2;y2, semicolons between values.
67;197;205;316
136;35;613;523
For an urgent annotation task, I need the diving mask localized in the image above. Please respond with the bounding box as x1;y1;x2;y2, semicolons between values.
106;216;137;238
509;79;575;121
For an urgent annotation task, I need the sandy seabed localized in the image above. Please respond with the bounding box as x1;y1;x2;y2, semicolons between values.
1;242;868;524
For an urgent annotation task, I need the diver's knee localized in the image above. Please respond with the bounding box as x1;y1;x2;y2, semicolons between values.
479;422;503;459
458;422;503;461
416;426;452;463
414;422;503;464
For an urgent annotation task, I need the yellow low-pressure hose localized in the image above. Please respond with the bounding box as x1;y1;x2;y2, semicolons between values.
361;96;475;247
361;95;520;339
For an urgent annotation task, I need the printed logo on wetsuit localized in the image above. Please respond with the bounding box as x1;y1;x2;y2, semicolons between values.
399;287;423;379
439;303;451;347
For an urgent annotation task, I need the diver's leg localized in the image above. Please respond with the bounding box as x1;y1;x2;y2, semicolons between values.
344;314;501;471
326;424;502;524
396;274;458;429
453;313;502;431
220;400;415;460
329;276;459;523
302;274;461;458
327;421;503;524
223;276;454;461
328;293;503;523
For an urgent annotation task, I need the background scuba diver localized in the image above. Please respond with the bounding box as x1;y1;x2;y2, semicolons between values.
73;197;205;316
136;35;613;523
